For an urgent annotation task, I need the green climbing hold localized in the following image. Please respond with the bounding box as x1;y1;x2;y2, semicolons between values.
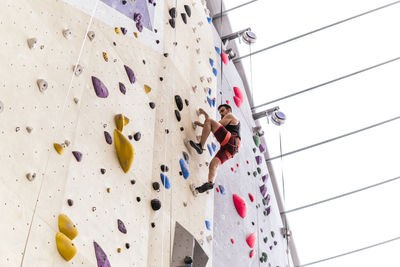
253;135;260;147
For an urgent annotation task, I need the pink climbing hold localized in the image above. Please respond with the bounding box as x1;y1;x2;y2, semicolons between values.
246;233;256;248
236;163;239;167
233;96;242;108
248;193;254;202
226;100;230;104
221;52;229;65
230;238;234;244
232;194;247;219
249;249;255;258
233;86;244;108
230;167;234;172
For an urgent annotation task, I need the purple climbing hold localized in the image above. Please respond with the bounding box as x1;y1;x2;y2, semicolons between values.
119;82;126;95
136;21;143;32
67;199;73;206
117;219;127;234
91;76;109;98
266;206;271;215
260;184;267;197
262;174;269;183
121;27;127;35
104;131;112;144
124;65;136;84
93;241;111;267
134;12;142;23
148;0;155;3
100;168;106;174
274;240;278;246
72;151;82;162
255;155;262;165
259;143;266;153
265;194;271;205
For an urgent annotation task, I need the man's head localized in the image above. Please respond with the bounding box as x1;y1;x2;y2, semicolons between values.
218;104;232;118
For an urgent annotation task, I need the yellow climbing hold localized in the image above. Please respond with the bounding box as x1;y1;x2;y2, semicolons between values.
134;32;138;38
54;143;65;155
56;232;77;261
58;214;78;240
115;114;130;132
114;129;134;173
144;84;151;94
115;27;120;34
103;52;109;62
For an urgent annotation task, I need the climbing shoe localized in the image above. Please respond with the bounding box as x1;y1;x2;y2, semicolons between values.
189;140;204;154
196;182;214;193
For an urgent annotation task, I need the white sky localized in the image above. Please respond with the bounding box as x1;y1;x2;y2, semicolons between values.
227;0;400;266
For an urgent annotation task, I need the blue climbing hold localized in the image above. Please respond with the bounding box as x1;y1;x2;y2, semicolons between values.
219;185;226;195
207;144;213;156
209;58;214;67
208;88;212;95
211;142;217;152
207;97;212;107
212;98;216;107
179;158;189;179
205;220;211;230
160;173;170;189
215;46;221;54
207;17;212;24
212;68;217;76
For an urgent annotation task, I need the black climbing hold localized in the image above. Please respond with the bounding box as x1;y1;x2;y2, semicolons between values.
130;179;136;185
184;99;189;106
104;131;112;144
134;132;141;141
181;13;187;24
180;127;184;131
184;5;191;17
175;95;183;111
169;7;176;18
121;27;127;35
142;59;146;64
117;219;127;234
156;40;160;44
125;243;130;249
153;2;156;6
136;197;141;202
184;256;193;264
113;41;116;46
253;148;257;153
182;151;189;162
159;77;163;81
173;41;177;46
101;168;106;174
165;129;169;134
175;110;181;122
179;171;182;176
169;18;175;29
163;53;169;57
247;172;251;176
149;102;155;109
128;135;133;140
119;82;126;95
151;199;161;211
72;151;82;162
161;165;169;172
252;221;255;226
152;182;160;191
122;0;127;4
151;222;156;228
67;199;73;206
154;29;158;33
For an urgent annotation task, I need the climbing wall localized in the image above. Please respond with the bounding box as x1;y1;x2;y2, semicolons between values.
209;28;293;266
0;0;219;266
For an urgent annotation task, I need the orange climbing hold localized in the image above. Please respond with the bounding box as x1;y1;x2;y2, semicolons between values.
144;84;151;94
114;129;134;173
54;143;65;155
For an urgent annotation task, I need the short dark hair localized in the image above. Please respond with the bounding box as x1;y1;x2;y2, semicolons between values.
217;104;232;111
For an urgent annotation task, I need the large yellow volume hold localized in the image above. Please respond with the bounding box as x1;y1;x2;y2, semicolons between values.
114;129;134;173
56;232;77;261
58;214;78;240
115;114;130;131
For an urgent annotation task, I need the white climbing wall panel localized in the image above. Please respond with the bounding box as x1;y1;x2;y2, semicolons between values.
0;0;217;266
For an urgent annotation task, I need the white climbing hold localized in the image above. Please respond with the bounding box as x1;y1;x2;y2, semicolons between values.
73;65;83;76
63;29;72;40
26;126;33;133
37;79;48;93
27;38;38;49
87;31;95;41
206;235;212;243
26;172;36;181
207;77;212;83
64;140;71;147
192;85;197;92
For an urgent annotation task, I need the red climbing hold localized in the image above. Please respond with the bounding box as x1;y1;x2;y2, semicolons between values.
232;194;247;219
246;160;249;164
221;52;229;65
216;187;220;193
230;167;234;172
233;87;244;108
226;100;230;104
246;233;256;248
230;238;234;244
249;249;255;258
236;163;239;167
248;193;254;202
233;96;242;108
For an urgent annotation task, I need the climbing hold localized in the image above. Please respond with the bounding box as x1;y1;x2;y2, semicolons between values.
233;86;244;107
133;32;139;38
230;238;234;244
232;194;247;219
104;131;112;144
265;194;271;205
182;151;189;164
179;159;189;179
160;165;169;172
174;110;181;122
151;222;156;228
73;64;84;76
215;46;221;54
249;250;255;258
271;231;275;238
144;84;151;94
253;135;260;147
248;193;254;202
58;214;78;240
136;196;141;202
64;140;71;147
149;102;155;109
211;142;216;152
160;173;170;189
130;179;136;184
27;38;38;49
56;232;77;261
0;101;3;113
72;151;82;162
169;7;177;18
207;97;212;107
121;27;127;35
184;256;193;264
102;52;109;62
93;241;111;267
125;243;130;249
37;79;48;93
62;29;72;39
152;182;160;191
115;27;121;34
246;233;256;248
124;65;136;84
133;132;141;141
169;18;176;28
114;114;130;131
255;155;262;165
184;99;189;106
181;13;187;24
114;129;134;173
54;143;65;155
262;174;269;182
183;5;191;17
212;68;217;76
119;82;126;95
26;172;36;181
259;143;266;153
253;148;257;153
205;220;211;230
117;219;127;234
207;144;213;156
151;199;161;211
87;31;95;41
67;199;73;206
134;12;142;22
216;187;220;193
221;52;229;65
175;95;183;111
207;17;212;23
91;76;109;98
136;22;143;32
266;206;271;216
209;58;214;66
274;241;278;246
257;167;261;174
260;185;267;197
219;185;226;195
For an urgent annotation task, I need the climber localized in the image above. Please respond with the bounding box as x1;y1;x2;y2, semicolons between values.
190;104;241;193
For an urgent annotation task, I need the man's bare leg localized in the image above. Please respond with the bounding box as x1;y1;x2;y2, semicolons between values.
199;118;221;148
208;157;221;183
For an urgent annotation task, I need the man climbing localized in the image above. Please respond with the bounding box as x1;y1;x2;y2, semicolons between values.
189;104;241;193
